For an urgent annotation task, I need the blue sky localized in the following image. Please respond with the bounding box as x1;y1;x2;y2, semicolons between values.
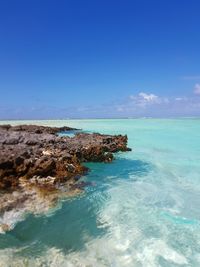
0;0;200;119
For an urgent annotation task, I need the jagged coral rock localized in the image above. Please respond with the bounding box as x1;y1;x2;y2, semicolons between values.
0;125;131;190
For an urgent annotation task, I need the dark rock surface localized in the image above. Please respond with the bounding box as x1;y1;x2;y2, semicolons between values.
0;124;131;190
0;124;77;134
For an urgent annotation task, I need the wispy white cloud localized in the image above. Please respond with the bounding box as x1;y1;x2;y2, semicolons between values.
194;83;200;95
130;92;159;103
128;92;168;108
1;88;200;119
137;92;160;106
129;92;159;107
110;89;200;117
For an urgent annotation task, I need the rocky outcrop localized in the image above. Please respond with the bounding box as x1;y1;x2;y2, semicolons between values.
0;125;131;190
0;124;77;134
0;124;131;232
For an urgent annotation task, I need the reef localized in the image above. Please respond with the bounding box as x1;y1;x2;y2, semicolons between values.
0;124;131;232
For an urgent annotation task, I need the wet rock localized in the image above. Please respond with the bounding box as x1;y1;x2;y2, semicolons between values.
70;181;94;190
0;125;131;196
0;223;10;232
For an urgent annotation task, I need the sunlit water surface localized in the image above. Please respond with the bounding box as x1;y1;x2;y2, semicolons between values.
0;119;200;266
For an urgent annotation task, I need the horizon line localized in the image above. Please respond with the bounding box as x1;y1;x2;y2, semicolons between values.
1;116;200;121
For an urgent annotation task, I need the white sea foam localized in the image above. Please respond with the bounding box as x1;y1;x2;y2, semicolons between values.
0;238;189;267
0;179;191;266
0;209;26;234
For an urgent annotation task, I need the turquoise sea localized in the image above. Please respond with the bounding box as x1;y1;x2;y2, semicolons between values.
0;119;200;266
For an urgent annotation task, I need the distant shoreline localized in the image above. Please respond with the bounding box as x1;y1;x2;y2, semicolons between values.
0;117;200;122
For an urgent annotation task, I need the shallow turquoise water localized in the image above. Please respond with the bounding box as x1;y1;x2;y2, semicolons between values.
0;119;200;266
